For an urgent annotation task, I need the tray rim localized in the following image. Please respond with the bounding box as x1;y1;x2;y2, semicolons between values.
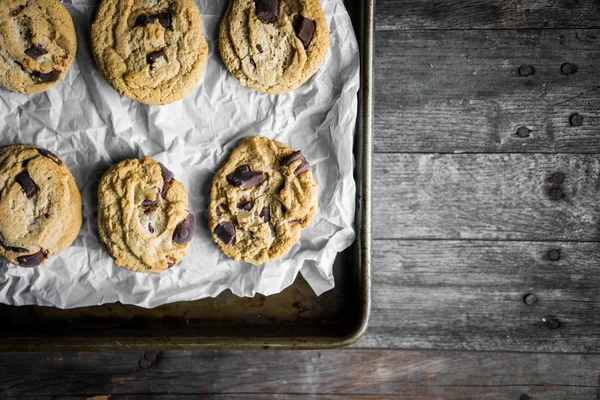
0;0;374;351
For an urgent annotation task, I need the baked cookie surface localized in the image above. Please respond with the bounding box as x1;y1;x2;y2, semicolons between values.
0;145;82;267
91;0;209;105
209;136;318;265
0;0;77;94
219;0;330;94
97;157;195;273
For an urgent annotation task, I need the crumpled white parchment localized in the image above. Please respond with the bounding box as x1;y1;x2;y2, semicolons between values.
0;0;359;308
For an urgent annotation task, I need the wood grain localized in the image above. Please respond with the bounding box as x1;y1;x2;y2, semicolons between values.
52;396;440;400
0;350;600;400
373;153;600;240
377;0;600;30
375;29;600;153
361;239;600;352
1;350;599;399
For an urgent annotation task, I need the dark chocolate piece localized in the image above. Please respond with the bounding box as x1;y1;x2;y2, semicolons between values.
158;163;174;197
135;12;171;29
24;44;48;60
173;214;195;245
17;250;44;267
32;70;60;83
294;161;311;175
226;165;264;190
259;206;270;223
254;0;279;23
148;223;155;234
216;204;226;216
37;148;62;165
147;49;166;65
281;150;310;175
142;190;160;207
238;201;253;211
214;221;236;245
15;171;36;199
0;238;27;253
294;16;316;48
281;150;304;166
142;198;158;206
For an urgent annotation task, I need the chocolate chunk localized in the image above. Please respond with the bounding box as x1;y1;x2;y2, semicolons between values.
281;150;304;166
173;214;195;245
17;250;44;267
259;206;270;223
158;163;174;197
226;165;264;190
255;0;279;23
294;161;310;175
37;148;62;165
142;190;160;206
167;262;174;269
16;171;36;199
290;217;306;225
256;44;263;53
281;151;310;175
135;12;171;29
238;201;252;211
142;197;158;206
214;221;236;245
250;58;256;68
0;238;27;254
294;16;316;48
25;44;48;60
216;204;226;216
32;70;60;83
147;49;166;65
148;223;155;234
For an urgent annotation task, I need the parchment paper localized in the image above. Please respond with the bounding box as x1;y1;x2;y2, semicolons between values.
0;0;359;308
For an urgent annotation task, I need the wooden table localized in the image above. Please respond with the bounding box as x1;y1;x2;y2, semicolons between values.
2;0;600;398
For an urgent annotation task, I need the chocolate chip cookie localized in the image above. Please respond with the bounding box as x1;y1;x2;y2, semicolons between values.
219;0;330;94
0;0;77;94
0;145;82;267
98;157;195;273
91;0;209;105
209;136;318;265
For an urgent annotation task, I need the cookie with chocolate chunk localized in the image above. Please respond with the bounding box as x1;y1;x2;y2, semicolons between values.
91;0;209;105
0;0;77;94
97;157;195;273
0;145;82;267
219;0;330;94
209;136;318;265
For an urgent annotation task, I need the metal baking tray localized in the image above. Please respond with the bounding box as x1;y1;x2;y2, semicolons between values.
0;0;373;351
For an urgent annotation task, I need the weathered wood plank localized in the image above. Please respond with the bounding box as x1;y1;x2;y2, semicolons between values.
50;396;443;400
374;153;600;240
375;29;600;153
361;239;600;352
377;0;600;30
54;396;422;400
1;350;600;399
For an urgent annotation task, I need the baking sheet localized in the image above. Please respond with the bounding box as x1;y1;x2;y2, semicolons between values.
0;0;359;308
